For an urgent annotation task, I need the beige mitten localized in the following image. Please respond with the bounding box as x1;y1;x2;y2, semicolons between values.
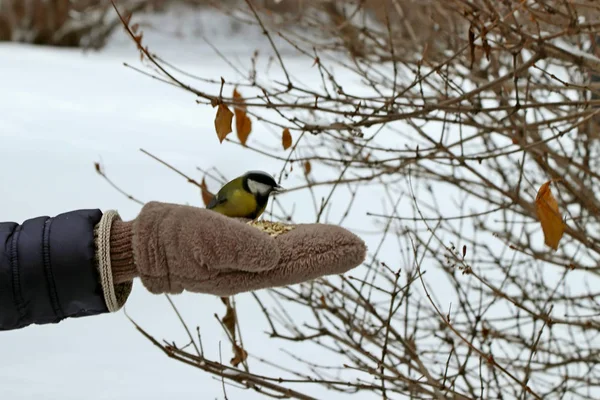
98;202;366;300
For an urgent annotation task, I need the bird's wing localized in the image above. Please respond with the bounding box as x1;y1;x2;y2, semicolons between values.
207;194;226;209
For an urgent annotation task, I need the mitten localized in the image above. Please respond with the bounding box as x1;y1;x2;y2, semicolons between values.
95;202;366;310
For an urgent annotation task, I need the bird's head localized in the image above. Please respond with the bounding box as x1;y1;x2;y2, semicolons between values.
243;171;285;198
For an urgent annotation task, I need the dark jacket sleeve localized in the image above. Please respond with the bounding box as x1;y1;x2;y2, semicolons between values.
0;209;109;331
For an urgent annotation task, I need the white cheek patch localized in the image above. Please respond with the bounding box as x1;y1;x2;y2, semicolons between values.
248;180;272;196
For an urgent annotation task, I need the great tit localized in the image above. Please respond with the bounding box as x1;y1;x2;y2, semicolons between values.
207;170;284;219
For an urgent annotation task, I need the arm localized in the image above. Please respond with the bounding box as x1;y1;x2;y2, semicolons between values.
0;203;365;331
0;209;130;331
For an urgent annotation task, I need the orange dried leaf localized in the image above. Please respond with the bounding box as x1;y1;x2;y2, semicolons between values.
200;177;215;207
214;104;234;143
320;294;326;307
304;160;312;175
231;344;248;367
282;128;292;150
233;88;251;145
236;114;252;145
535;180;564;250
222;299;236;339
232;88;246;111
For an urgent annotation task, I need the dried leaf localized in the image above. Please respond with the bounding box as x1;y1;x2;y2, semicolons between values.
468;23;475;69
282;128;292;150
131;23;139;34
481;27;491;61
232;88;246;111
200;177;215;207
222;299;236;339
233;89;252;145
304;160;312;175
237;115;252;145
135;32;145;61
231;344;248;367
214;104;234;143
535;180;564;250
220;297;248;367
223;306;235;337
94;162;102;174
134;32;143;46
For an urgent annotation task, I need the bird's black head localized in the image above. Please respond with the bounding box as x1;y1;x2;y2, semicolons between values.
242;171;284;198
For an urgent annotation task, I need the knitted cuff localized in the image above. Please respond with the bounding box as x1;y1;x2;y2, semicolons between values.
110;218;137;284
94;211;133;312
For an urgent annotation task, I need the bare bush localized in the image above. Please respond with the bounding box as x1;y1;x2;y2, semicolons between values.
0;0;165;48
105;1;600;399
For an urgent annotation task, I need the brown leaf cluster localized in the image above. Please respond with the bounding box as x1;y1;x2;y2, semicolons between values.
213;89;253;144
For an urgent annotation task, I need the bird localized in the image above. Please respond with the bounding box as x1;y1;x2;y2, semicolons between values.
207;170;285;219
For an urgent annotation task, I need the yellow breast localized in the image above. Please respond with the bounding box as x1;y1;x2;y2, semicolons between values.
210;188;266;219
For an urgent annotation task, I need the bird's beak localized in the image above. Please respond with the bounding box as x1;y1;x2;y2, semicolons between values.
272;185;286;195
